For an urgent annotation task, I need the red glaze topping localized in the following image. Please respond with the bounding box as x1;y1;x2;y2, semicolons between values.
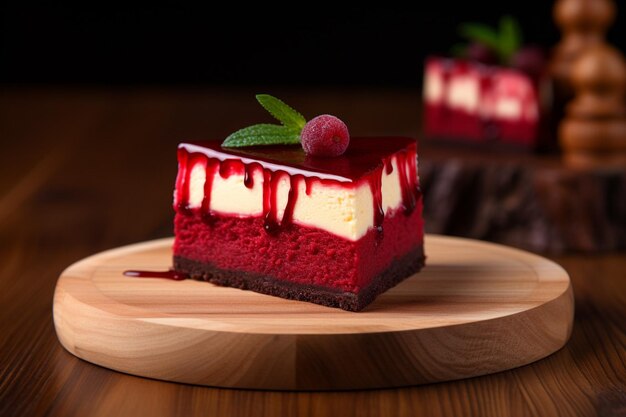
174;137;420;236
184;136;416;181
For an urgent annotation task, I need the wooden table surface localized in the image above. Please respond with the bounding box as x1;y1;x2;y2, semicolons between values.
1;87;625;417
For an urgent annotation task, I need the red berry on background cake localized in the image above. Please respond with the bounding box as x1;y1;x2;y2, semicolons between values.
465;42;499;66
301;114;350;157
511;46;546;79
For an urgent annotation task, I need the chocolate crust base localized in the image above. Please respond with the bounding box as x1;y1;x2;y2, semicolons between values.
173;245;425;312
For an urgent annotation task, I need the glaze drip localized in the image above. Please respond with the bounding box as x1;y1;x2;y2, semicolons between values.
281;175;300;228
174;149;203;216
368;170;385;235
395;151;420;215
243;163;255;189
201;159;219;224
263;170;280;234
305;178;314;196
124;269;188;281
384;158;394;175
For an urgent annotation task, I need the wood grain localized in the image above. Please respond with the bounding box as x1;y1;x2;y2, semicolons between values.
1;88;625;416
419;144;626;253
53;235;573;390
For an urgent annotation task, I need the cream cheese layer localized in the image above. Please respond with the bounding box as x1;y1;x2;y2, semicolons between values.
174;140;419;241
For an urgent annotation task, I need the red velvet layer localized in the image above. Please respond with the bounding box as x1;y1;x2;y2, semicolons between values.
425;103;537;146
174;199;423;294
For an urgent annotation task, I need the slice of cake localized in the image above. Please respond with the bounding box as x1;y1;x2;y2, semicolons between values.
172;95;425;311
173;137;424;311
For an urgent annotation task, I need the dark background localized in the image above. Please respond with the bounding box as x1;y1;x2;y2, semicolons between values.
1;3;625;86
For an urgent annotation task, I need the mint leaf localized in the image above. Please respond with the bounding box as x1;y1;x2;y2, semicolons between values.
499;16;522;63
222;124;301;147
256;94;306;129
459;23;501;52
222;94;307;148
459;17;523;65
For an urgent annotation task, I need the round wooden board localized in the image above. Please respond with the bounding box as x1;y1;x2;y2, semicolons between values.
53;235;574;390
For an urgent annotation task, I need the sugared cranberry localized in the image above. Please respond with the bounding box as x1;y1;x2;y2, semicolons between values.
466;42;498;66
301;114;350;157
511;46;546;78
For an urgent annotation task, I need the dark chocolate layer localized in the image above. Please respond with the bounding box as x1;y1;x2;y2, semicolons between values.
174;245;425;312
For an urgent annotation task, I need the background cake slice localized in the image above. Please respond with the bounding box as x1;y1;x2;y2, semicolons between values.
423;57;541;147
172;137;425;311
